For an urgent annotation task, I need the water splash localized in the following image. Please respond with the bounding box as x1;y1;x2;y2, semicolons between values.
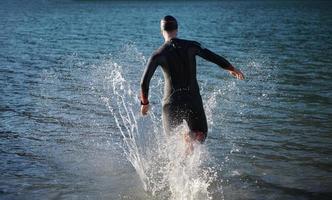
93;54;224;199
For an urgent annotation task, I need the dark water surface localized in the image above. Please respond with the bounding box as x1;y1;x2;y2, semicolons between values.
1;0;332;199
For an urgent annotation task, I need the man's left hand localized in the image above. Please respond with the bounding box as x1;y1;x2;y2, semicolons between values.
229;67;245;80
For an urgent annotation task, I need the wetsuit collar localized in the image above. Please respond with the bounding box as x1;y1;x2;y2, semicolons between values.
165;37;178;43
169;37;178;42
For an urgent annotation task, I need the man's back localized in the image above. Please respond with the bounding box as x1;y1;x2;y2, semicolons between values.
141;37;235;104
151;38;201;102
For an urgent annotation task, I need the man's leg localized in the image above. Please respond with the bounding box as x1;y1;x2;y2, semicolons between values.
183;100;208;155
162;103;184;135
187;99;208;142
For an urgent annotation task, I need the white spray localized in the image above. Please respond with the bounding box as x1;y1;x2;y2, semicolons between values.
94;55;224;200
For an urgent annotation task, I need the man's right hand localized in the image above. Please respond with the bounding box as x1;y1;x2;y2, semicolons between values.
141;104;149;116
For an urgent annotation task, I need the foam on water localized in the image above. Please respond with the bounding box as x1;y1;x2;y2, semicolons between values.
93;53;224;199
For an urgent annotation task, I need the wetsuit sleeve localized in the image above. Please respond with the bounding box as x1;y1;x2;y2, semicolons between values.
195;42;234;71
140;54;159;103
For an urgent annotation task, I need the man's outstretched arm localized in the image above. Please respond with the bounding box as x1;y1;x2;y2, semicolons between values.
140;54;159;115
196;44;244;80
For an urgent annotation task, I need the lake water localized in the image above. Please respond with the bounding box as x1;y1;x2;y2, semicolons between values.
1;0;331;199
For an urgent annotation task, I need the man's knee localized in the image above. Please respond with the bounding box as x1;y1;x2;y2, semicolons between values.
190;131;207;143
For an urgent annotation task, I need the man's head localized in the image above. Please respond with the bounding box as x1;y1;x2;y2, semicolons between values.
160;15;178;40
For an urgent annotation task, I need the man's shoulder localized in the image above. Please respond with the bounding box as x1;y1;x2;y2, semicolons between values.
150;48;163;59
149;44;166;61
150;42;171;58
149;39;202;58
177;38;202;48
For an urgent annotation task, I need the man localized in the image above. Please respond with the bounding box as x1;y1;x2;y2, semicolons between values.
140;15;244;150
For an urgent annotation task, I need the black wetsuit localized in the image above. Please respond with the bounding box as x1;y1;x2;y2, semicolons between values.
140;38;233;141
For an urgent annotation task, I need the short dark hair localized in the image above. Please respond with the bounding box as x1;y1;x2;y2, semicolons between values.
160;15;178;31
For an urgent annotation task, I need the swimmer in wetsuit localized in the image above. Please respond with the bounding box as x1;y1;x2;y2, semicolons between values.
140;16;244;152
